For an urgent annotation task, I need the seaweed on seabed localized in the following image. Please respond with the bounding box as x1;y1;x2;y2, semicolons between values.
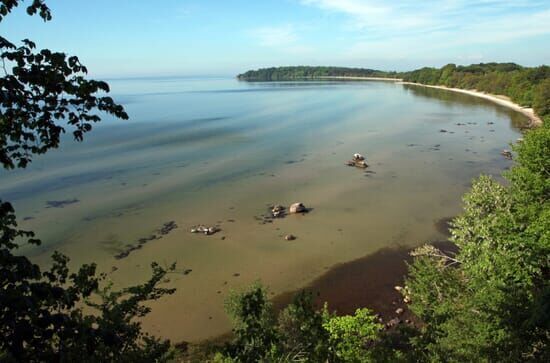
45;198;79;208
113;221;178;260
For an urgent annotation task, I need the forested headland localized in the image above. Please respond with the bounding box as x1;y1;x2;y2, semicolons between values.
237;66;398;81
239;63;550;121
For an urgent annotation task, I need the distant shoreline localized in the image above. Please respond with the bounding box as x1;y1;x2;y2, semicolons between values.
308;75;541;126
317;76;403;82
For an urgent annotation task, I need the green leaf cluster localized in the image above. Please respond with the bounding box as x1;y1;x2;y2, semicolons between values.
1;0;128;169
401;63;550;119
217;285;385;362
323;308;381;362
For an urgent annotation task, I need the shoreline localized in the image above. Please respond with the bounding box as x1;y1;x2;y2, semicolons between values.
176;72;530;349
317;76;403;82
240;75;542;126
316;76;542;126
182;240;456;352
398;82;542;127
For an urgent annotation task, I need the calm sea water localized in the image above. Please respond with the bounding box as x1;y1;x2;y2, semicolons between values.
0;78;526;341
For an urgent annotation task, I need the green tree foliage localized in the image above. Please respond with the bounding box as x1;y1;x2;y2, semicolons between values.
533;78;550;119
0;0;128;169
401;63;550;118
238;63;550;120
222;284;278;362
237;66;398;81
405;125;550;362
277;291;330;361
323;308;382;362
1;1;176;361
218;285;387;362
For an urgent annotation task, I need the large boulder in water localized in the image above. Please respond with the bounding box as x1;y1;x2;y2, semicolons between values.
289;202;307;214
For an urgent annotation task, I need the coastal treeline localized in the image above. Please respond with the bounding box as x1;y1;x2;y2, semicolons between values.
237;66;397;81
401;63;550;120
239;64;550;121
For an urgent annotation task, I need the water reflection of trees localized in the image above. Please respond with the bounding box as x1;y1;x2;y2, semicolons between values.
402;84;529;130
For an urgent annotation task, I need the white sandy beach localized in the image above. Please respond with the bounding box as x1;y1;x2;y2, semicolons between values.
398;82;543;126
314;76;542;126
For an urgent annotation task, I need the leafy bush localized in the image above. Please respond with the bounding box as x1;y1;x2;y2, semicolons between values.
406;125;550;362
323;308;382;362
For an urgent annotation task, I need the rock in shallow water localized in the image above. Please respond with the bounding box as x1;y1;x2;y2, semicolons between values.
190;225;220;235
289;202;307;214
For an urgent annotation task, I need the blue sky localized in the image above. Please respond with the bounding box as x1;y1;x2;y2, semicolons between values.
2;0;549;77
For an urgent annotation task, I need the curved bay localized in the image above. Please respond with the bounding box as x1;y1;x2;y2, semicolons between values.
0;78;526;341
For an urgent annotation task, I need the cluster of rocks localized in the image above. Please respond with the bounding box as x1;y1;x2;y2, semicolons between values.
114;221;178;260
256;202;310;225
253;203;309;240
273;202;308;216
346;153;368;168
395;285;412;304
375;285;415;330
190;225;221;236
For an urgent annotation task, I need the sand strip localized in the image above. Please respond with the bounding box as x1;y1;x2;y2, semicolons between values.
313;76;542;126
399;82;542;126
